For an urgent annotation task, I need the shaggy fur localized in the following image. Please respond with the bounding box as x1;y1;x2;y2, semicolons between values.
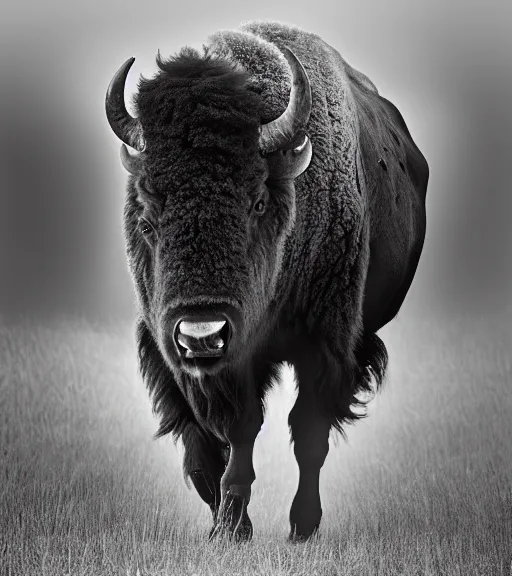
115;20;428;537
122;19;429;437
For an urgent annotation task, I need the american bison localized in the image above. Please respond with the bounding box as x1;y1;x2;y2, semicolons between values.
105;20;428;541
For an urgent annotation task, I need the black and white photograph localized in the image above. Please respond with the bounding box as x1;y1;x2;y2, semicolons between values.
1;1;511;574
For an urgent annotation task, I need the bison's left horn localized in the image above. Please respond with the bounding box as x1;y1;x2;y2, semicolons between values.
105;57;145;152
259;46;312;155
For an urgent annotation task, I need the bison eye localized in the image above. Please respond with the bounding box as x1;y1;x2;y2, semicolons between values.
253;199;266;215
138;217;154;236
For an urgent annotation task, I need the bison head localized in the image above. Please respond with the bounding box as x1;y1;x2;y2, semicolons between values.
106;46;312;378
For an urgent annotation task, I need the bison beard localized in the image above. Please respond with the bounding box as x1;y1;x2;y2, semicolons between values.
106;20;428;541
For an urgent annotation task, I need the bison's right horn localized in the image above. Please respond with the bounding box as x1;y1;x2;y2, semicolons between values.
259;46;312;155
105;57;145;152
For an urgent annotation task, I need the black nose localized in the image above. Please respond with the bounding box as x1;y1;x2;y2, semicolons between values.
174;316;231;359
162;301;242;371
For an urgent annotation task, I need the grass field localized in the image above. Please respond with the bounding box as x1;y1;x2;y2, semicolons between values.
1;312;511;575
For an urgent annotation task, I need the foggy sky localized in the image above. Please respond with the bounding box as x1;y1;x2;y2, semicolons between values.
0;0;510;321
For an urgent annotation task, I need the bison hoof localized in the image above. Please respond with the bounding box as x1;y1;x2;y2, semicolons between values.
209;517;253;542
208;492;253;542
288;522;320;543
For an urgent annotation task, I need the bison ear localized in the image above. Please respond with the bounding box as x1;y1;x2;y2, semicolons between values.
265;133;313;180
120;144;142;174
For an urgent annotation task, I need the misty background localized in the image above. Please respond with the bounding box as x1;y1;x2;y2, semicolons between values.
1;5;511;571
0;0;510;323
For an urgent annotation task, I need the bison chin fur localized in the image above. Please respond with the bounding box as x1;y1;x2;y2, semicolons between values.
137;308;388;447
136;317;283;444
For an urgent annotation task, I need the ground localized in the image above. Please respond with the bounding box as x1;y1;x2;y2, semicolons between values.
1;311;511;575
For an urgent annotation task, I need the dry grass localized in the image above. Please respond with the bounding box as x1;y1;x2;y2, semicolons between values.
0;312;511;575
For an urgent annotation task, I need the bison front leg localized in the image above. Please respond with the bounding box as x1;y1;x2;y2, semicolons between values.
209;394;262;542
181;423;228;534
288;359;332;541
